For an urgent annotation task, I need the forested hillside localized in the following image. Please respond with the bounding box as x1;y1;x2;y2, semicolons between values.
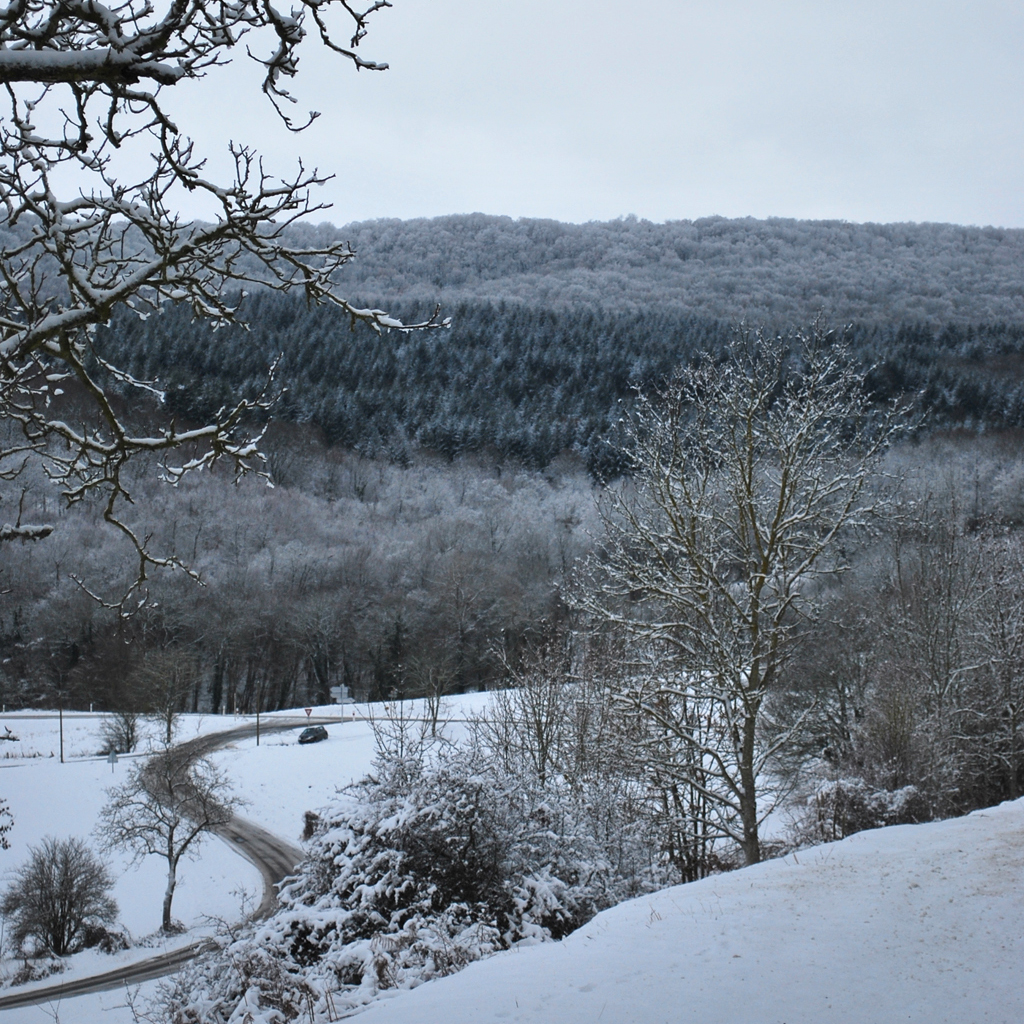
0;451;597;714
6;216;1024;876
98;297;1024;475
295;214;1024;323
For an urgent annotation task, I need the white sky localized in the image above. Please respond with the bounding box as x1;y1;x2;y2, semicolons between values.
162;0;1024;228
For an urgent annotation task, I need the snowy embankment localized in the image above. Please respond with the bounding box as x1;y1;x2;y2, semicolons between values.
353;799;1024;1024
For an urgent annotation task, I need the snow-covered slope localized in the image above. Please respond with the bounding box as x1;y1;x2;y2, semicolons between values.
4;705;1021;1023
354;800;1024;1024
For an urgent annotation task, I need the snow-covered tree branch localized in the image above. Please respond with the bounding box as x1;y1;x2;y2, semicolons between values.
0;0;446;603
592;320;902;865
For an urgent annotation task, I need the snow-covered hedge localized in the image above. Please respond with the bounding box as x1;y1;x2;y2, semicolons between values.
162;743;642;1023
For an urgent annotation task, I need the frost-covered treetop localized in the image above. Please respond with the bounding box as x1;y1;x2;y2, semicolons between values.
0;0;388;117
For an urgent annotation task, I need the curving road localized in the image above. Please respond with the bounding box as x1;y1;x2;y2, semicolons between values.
0;716;348;1013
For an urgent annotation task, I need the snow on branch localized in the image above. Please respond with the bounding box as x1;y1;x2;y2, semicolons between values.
0;0;447;608
0;521;53;541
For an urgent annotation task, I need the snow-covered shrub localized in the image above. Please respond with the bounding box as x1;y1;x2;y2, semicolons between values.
162;743;633;1023
793;777;929;845
8;957;65;987
80;923;130;953
162;942;319;1024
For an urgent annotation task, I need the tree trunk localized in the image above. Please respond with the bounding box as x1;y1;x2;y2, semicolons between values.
211;653;224;715
738;713;760;865
162;856;178;932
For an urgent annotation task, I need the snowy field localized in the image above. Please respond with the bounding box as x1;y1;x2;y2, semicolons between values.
2;699;1023;1023
0;709;244;760
0;713;264;1020
0;698;490;1023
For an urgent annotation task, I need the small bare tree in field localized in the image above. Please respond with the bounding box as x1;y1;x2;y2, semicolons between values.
139;646;200;745
98;747;240;932
100;709;142;754
594;323;899;865
1;836;117;955
0;1;444;599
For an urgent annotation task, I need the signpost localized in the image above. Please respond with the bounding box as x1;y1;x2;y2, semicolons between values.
107;750;118;774
329;685;355;718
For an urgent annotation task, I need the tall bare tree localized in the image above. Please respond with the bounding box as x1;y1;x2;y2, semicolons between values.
0;1;444;598
973;536;1024;801
594;322;899;865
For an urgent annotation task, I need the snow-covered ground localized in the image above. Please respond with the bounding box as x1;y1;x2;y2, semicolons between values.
3;699;1023;1023
354;799;1024;1024
0;699;489;1023
215;696;492;841
0;710;239;761
207;716;378;843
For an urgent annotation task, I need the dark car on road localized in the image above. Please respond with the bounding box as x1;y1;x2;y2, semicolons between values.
298;725;329;744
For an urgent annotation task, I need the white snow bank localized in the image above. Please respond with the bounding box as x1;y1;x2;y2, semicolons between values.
355;800;1024;1024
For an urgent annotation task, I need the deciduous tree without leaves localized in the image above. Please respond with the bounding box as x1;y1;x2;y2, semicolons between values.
98;746;240;932
1;835;118;955
594;323;900;865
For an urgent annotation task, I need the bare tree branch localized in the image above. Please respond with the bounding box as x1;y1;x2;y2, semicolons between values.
0;0;448;605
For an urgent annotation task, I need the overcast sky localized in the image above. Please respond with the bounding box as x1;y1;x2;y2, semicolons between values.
166;1;1024;228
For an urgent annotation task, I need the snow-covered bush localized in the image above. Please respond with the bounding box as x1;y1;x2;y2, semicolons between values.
8;957;65;987
793;777;929;845
162;741;635;1023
